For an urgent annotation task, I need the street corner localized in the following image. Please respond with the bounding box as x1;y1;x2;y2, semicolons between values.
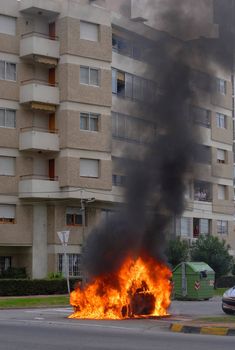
169;322;235;336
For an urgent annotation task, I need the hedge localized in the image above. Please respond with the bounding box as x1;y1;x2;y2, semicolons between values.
0;278;81;296
216;276;235;288
0;267;27;279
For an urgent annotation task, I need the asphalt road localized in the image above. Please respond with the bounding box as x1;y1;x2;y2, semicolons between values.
0;319;234;350
0;298;231;350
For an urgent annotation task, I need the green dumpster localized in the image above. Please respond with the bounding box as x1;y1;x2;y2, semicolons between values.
172;262;215;300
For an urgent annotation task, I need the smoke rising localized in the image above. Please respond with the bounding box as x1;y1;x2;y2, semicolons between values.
83;0;234;280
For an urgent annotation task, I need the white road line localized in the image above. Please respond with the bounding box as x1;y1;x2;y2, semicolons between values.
0;318;141;331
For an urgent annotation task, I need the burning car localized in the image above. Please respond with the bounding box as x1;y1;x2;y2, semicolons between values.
69;256;172;320
222;286;235;315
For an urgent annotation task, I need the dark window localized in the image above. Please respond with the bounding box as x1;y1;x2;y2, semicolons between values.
58;254;82;277
194;180;212;202
191;106;211;127
0;256;11;274
193;218;210;238
194;144;211;164
112;174;126;186
66;208;83;226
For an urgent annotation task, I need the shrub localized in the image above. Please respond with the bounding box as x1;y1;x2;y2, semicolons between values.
166;237;189;268
216;276;235;288
190;235;233;282
232;262;235;276
47;272;63;280
0;267;27;279
0;278;81;296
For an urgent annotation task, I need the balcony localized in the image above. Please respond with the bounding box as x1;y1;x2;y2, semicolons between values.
20;80;60;112
20;0;60;17
20;32;59;64
19;127;59;152
19;175;60;199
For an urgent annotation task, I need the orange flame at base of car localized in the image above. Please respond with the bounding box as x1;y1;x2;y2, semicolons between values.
69;256;172;320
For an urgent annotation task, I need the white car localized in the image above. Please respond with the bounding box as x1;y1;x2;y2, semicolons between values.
222;286;235;315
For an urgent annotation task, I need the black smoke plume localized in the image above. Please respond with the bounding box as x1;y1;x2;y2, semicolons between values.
83;0;234;280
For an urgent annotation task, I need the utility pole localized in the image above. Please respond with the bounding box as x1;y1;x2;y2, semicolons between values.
80;191;95;285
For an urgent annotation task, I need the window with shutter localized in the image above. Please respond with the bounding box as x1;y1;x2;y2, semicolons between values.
80;159;99;178
0;204;16;224
80;21;98;41
0;15;16;35
0;156;15;176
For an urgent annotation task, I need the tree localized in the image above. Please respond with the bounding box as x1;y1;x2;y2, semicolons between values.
190;235;233;282
166;237;189;268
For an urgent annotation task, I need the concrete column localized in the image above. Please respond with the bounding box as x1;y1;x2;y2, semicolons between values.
32;205;48;279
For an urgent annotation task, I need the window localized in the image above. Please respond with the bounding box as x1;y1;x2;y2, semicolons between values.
80;21;98;41
101;209;115;222
80;158;99;178
80;66;99;86
0;256;11;274
216;78;227;95
112;34;130;56
0;108;16;128
218;184;227;200
66;207;83;226
191;70;210;91
80;112;99;131
112;68;155;102
0;61;16;81
217;149;226;164
0;15;16;35
194;180;212;201
216;112;226;128
0;204;16;224
176;217;191;237
58;253;82;277
112;112;156;143
193;218;210;238
217;220;228;234
191;106;211;127
112;174;126;186
194;144;211;164
0;156;15;176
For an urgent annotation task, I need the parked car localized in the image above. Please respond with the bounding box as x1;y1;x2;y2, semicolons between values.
222;286;235;314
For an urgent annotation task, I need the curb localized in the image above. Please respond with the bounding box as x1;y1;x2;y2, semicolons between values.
170;323;235;336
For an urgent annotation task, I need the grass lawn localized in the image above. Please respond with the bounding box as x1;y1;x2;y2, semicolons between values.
195;315;235;323
0;295;70;309
214;288;227;296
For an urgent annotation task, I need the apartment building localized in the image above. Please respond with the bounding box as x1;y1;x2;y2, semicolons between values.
0;0;234;279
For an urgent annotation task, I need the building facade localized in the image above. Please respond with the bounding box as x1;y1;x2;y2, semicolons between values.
0;0;234;278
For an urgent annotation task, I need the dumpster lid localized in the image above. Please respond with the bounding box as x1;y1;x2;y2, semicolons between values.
173;262;215;273
185;262;214;273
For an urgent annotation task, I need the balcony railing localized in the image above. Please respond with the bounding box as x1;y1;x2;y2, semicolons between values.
21;31;59;41
20;31;59;63
20;79;60;108
20;126;58;134
20;175;58;181
19;127;59;152
21;79;58;87
19;174;60;198
194;191;212;202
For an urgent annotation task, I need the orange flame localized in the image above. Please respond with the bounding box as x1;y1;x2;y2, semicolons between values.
69;256;172;320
